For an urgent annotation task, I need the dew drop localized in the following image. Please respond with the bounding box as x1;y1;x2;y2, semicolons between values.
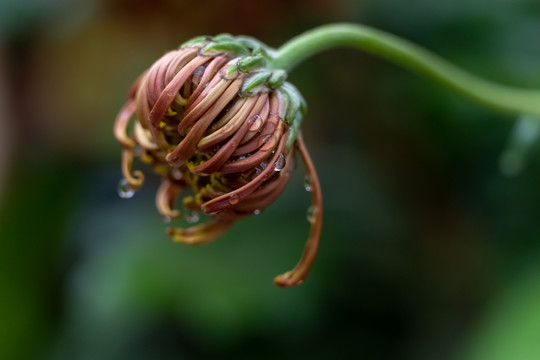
260;135;277;152
253;209;261;215
274;153;285;172
304;175;312;192
170;168;183;180
184;209;200;224
228;193;240;205
255;161;268;175
306;205;319;224
249;115;263;132
117;179;135;199
162;216;171;224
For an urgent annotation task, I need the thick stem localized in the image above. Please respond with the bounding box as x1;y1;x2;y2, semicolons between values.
269;23;540;117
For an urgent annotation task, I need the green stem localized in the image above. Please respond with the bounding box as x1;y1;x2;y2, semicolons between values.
269;23;540;117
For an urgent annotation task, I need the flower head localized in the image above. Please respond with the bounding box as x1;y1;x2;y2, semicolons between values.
113;34;322;287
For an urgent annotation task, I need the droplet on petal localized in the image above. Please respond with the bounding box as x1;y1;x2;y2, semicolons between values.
304;175;312;192
260;135;277;151
306;205;318;224
228;193;240;205
170;168;183;180
274;153;285;171
249;115;263;132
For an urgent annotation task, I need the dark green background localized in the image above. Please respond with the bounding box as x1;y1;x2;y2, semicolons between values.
1;0;540;359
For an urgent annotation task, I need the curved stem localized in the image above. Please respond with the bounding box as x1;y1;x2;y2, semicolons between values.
269;23;540;117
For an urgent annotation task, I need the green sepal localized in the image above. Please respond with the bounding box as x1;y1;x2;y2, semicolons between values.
181;35;210;48
202;42;249;56
278;82;307;148
235;36;270;55
212;33;235;42
238;56;266;72
268;70;287;89
225;56;267;79
241;71;272;95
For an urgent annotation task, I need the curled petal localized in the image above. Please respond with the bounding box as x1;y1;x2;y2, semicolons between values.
196;96;257;151
156;178;182;219
121;147;145;190
188;55;230;107
134;122;158;151
168;220;235;245
201;125;286;214
233;151;294;213
274;133;322;287
166;78;244;167
178;75;233;134
113;100;137;148
149;55;211;128
192;95;268;174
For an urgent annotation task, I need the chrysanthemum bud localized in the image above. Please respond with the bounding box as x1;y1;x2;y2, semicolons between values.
113;34;321;287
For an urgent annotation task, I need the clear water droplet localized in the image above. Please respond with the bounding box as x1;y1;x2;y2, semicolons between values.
255;161;268;175
184;209;200;224
228;193;239;205
274;153;285;171
249;115;263;132
170;168;183;180
259;135;276;151
162;216;171;224
304;175;312;192
117;179;135;199
306;205;318;224
253;209;261;215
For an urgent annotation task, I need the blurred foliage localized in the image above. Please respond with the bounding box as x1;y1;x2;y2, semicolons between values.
1;0;540;359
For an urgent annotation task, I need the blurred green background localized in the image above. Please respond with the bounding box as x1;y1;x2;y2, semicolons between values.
1;0;540;359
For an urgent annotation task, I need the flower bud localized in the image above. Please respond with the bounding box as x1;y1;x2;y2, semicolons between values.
113;34;321;287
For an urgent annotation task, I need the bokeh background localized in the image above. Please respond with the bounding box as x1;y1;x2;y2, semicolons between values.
1;0;540;359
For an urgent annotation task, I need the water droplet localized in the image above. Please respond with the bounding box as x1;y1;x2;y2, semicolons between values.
249;115;263;132
133;145;142;157
255;161;268;175
163;216;171;224
306;205;319;224
184;209;200;224
117;179;135;199
253;209;261;215
170;168;183;180
274;153;285;171
228;193;240;205
259;135;277;151
304;175;312;192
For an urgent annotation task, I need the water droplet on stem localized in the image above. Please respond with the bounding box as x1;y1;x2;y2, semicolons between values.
306;205;319;224
304;175;312;192
228;193;240;205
